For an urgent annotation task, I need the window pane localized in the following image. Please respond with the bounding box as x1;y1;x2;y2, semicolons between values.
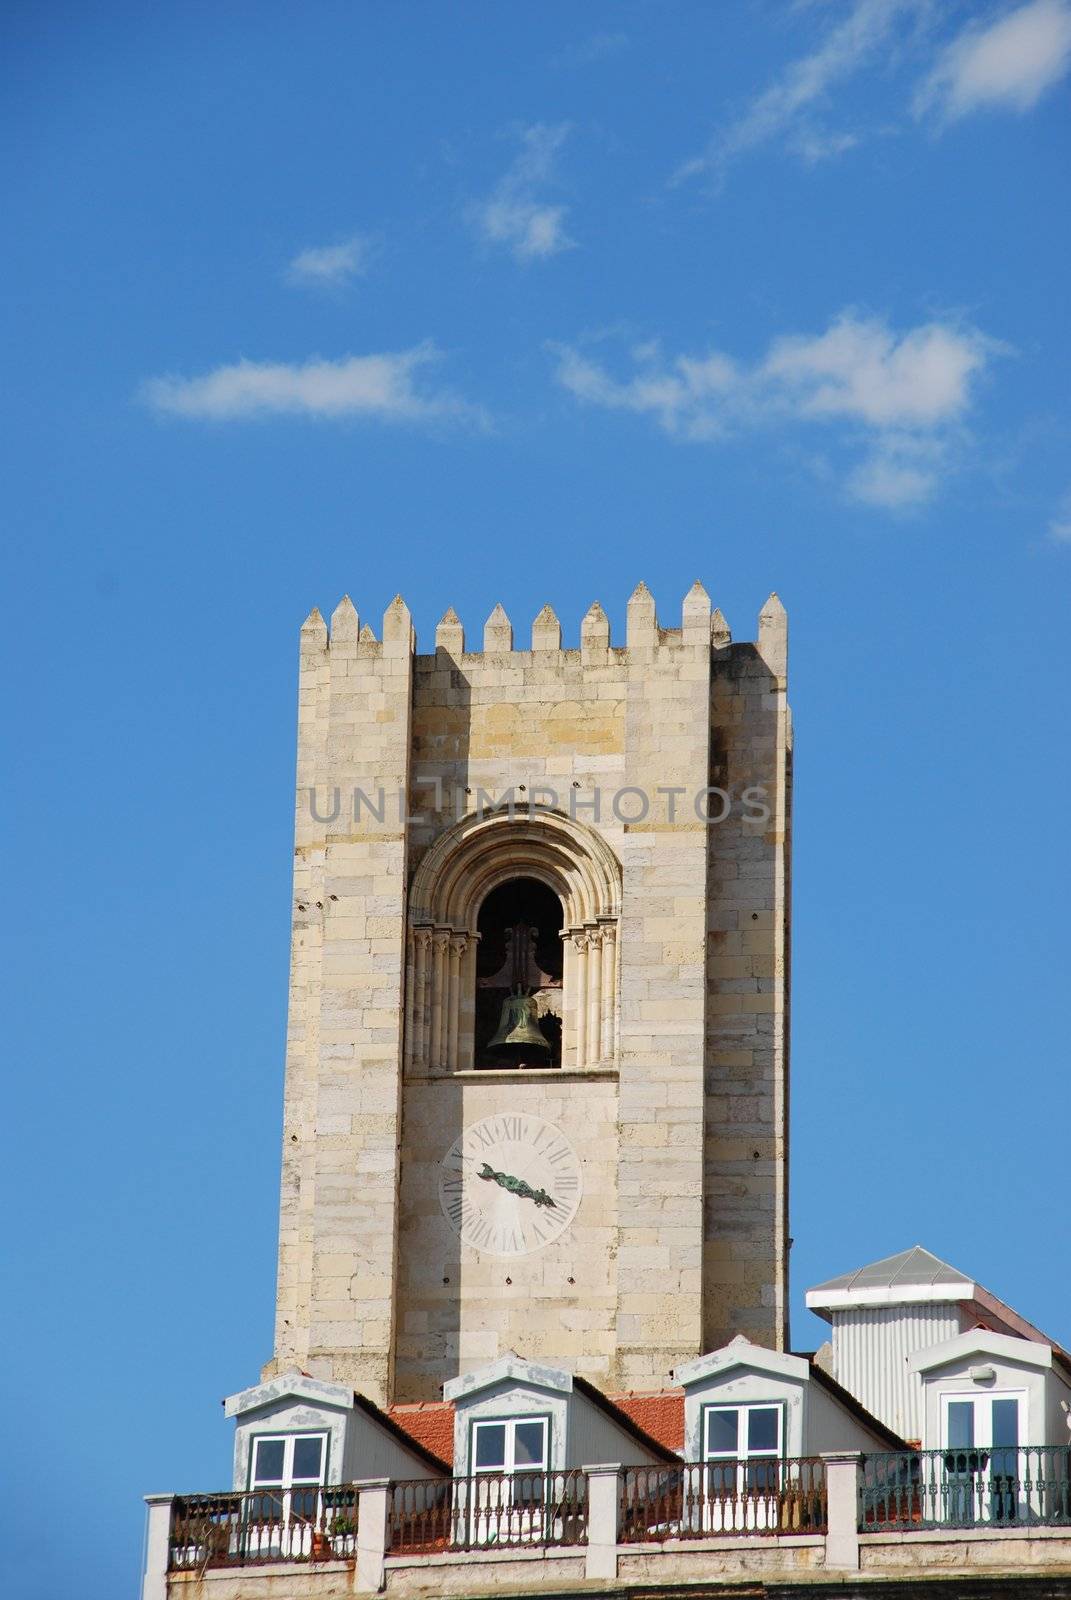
253;1439;285;1484
992;1399;1019;1449
747;1408;779;1454
292;1436;324;1482
513;1421;546;1468
947;1401;974;1449
706;1409;739;1456
474;1423;507;1469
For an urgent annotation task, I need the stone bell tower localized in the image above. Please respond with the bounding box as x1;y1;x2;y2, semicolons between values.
266;583;791;1406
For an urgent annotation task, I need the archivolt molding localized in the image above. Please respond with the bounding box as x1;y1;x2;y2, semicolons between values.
408;808;622;933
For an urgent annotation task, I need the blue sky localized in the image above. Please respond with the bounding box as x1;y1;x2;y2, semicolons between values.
2;2;1070;1594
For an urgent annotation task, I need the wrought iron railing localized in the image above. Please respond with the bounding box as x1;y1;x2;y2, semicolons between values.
861;1447;1071;1531
168;1485;360;1569
389;1470;588;1552
619;1458;827;1542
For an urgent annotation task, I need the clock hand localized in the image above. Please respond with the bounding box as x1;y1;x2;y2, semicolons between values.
476;1162;556;1208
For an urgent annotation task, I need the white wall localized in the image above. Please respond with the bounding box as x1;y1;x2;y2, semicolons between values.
681;1361;894;1460
452;1379;570;1477
919;1355;1049;1451
233;1398;351;1489
682;1364;806;1462
233;1397;443;1489
832;1303;963;1442
341;1409;443;1483
1044;1366;1071;1448
803;1378;895;1454
567;1392;668;1467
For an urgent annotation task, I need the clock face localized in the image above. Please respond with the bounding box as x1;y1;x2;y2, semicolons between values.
438;1114;583;1258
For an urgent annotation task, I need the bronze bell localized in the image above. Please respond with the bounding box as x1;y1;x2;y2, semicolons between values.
487;988;550;1053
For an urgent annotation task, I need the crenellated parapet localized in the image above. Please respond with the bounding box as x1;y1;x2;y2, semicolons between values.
301;581;792;664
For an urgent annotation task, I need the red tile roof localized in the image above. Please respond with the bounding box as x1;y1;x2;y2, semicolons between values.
388;1401;455;1466
388;1391;685;1464
608;1391;685;1454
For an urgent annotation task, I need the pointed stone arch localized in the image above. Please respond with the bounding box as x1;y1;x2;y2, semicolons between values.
405;810;622;1073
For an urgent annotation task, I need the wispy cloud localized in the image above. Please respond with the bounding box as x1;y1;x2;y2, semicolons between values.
554;313;1002;509
915;0;1071;121
285;235;371;290
470;123;575;262
1049;488;1071;544
142;344;486;426
676;0;915;184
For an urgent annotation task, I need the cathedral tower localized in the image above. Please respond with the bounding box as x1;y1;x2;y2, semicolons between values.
265;583;791;1405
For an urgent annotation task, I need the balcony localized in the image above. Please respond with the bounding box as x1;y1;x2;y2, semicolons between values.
144;1450;1071;1597
861;1445;1071;1530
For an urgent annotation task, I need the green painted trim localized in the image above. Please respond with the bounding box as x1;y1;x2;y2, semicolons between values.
246;1427;331;1491
699;1399;786;1464
468;1412;552;1476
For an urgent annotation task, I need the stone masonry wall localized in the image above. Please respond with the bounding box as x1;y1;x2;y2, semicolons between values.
268;584;791;1404
268;597;414;1402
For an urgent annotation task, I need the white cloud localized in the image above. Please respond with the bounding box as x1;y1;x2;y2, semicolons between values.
916;0;1071;121
846;434;949;508
677;0;915;183
554;312;1001;509
470;124;575;261
285;236;370;289
762;317;993;427
142;344;486;426
1049;488;1071;543
789;127;860;164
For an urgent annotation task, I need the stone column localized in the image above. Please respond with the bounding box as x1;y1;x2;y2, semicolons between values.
447;934;465;1071
599;921;616;1063
822;1452;861;1571
355;1478;391;1594
459;935;478;1070
574;933;589;1068
141;1495;173;1600
584;1464;620;1581
561;931;576;1064
429;931;448;1067
587;927;603;1066
410;929;425;1071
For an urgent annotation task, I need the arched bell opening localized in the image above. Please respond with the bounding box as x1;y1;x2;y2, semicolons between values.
474;877;564;1069
405;810;621;1074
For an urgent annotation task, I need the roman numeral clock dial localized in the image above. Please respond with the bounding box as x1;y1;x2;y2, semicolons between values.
438;1115;583;1259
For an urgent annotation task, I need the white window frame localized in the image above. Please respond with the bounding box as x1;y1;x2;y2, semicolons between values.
702;1401;784;1496
461;1414;553;1546
941;1390;1026;1451
470;1414;550;1479
247;1430;329;1544
938;1390;1026;1525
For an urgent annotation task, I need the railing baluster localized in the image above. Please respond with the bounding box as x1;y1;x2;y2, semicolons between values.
618;1458;827;1542
386;1469;587;1555
859;1447;1071;1533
